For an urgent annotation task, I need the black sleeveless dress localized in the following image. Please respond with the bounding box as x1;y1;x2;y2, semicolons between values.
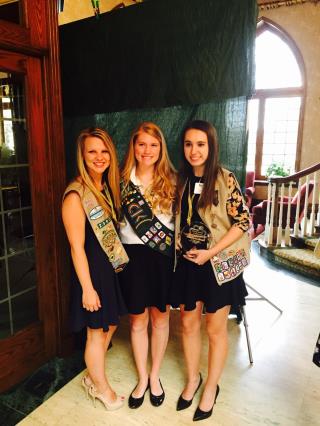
69;220;127;332
171;174;248;313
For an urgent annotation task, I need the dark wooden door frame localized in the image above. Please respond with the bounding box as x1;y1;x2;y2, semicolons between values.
0;0;70;392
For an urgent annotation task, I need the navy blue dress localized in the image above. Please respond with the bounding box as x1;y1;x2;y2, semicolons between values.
69;220;127;332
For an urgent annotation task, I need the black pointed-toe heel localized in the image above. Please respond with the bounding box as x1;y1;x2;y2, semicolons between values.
128;380;149;409
150;379;165;407
193;384;220;422
176;373;203;411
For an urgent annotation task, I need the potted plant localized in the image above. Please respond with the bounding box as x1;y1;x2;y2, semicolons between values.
265;162;290;178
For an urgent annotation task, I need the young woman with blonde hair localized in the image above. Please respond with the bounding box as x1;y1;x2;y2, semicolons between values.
62;127;128;411
119;122;176;409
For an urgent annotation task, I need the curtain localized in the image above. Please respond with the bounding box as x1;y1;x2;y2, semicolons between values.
60;0;257;186
60;0;257;115
64;97;248;186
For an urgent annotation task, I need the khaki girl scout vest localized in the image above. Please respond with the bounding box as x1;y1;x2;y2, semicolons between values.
64;181;129;273
175;168;250;285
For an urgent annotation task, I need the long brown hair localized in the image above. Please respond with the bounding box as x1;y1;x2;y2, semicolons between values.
121;122;176;214
76;127;121;220
175;120;221;212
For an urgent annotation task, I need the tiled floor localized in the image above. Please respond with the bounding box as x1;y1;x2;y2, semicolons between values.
2;241;320;425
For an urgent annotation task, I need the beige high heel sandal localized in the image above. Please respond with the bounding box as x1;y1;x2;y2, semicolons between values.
81;375;92;399
89;385;125;411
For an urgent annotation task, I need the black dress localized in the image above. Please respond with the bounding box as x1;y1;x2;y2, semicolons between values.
119;244;173;314
69;220;127;332
171;174;248;313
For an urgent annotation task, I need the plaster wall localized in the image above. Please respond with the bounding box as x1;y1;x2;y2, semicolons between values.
259;3;320;171
58;0;139;25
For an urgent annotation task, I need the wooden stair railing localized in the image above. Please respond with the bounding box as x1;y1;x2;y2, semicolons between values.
263;162;320;246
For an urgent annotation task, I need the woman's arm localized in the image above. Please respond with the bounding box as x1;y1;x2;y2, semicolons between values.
62;192;101;312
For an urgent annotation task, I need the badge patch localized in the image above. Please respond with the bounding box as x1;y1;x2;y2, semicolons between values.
89;206;104;220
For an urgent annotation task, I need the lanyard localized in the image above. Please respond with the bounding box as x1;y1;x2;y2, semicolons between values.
187;180;195;226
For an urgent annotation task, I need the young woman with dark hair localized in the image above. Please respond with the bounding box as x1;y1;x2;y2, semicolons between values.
171;120;250;421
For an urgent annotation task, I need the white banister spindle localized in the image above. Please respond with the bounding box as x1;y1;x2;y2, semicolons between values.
276;183;285;246
284;182;293;245
293;179;302;237
317;176;320;227
308;172;317;235
264;182;272;244
316;171;320;228
302;175;310;236
268;183;276;246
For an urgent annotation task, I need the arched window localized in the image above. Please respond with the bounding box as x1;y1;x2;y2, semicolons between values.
247;18;305;178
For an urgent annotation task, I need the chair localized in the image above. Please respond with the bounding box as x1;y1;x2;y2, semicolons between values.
252;181;314;230
245;171;255;210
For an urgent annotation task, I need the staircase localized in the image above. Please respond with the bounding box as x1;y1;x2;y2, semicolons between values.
259;236;320;284
257;162;320;284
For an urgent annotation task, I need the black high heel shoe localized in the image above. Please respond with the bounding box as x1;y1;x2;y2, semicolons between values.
150;379;165;407
193;384;220;422
176;373;203;411
128;380;149;409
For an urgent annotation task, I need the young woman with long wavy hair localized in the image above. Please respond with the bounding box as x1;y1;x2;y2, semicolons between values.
119;122;176;409
62;127;128;411
171;120;250;421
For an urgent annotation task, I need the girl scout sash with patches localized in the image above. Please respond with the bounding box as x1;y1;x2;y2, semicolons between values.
121;181;174;257
64;181;129;273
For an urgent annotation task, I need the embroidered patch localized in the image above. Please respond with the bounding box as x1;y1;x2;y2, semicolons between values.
89;205;104;220
212;248;248;283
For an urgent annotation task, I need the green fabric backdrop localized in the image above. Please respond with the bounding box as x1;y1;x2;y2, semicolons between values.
60;0;257;187
59;0;257;115
64;97;248;186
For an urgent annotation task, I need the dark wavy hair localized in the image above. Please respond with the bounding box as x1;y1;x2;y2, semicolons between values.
175;120;221;212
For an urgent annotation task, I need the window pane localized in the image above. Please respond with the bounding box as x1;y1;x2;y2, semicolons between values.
0;1;22;25
1;167;31;211
0;216;4;257
261;97;301;176
256;30;302;90
246;99;259;172
11;289;38;334
8;250;36;296
0;260;7;301
0;301;10;339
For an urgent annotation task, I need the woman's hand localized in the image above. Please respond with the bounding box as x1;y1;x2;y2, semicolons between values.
183;248;212;265
82;288;102;312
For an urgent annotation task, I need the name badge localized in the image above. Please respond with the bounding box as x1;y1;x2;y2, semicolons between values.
194;182;203;194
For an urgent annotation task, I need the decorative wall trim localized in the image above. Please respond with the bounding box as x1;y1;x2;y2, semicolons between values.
259;0;320;10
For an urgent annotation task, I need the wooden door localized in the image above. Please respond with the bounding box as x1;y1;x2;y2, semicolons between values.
0;48;62;391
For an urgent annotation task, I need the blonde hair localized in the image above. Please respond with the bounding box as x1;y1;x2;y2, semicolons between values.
121;122;176;214
76;127;121;220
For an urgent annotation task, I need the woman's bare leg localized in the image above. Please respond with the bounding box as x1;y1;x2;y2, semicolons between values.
180;302;203;399
130;310;149;397
149;306;170;394
199;305;230;411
